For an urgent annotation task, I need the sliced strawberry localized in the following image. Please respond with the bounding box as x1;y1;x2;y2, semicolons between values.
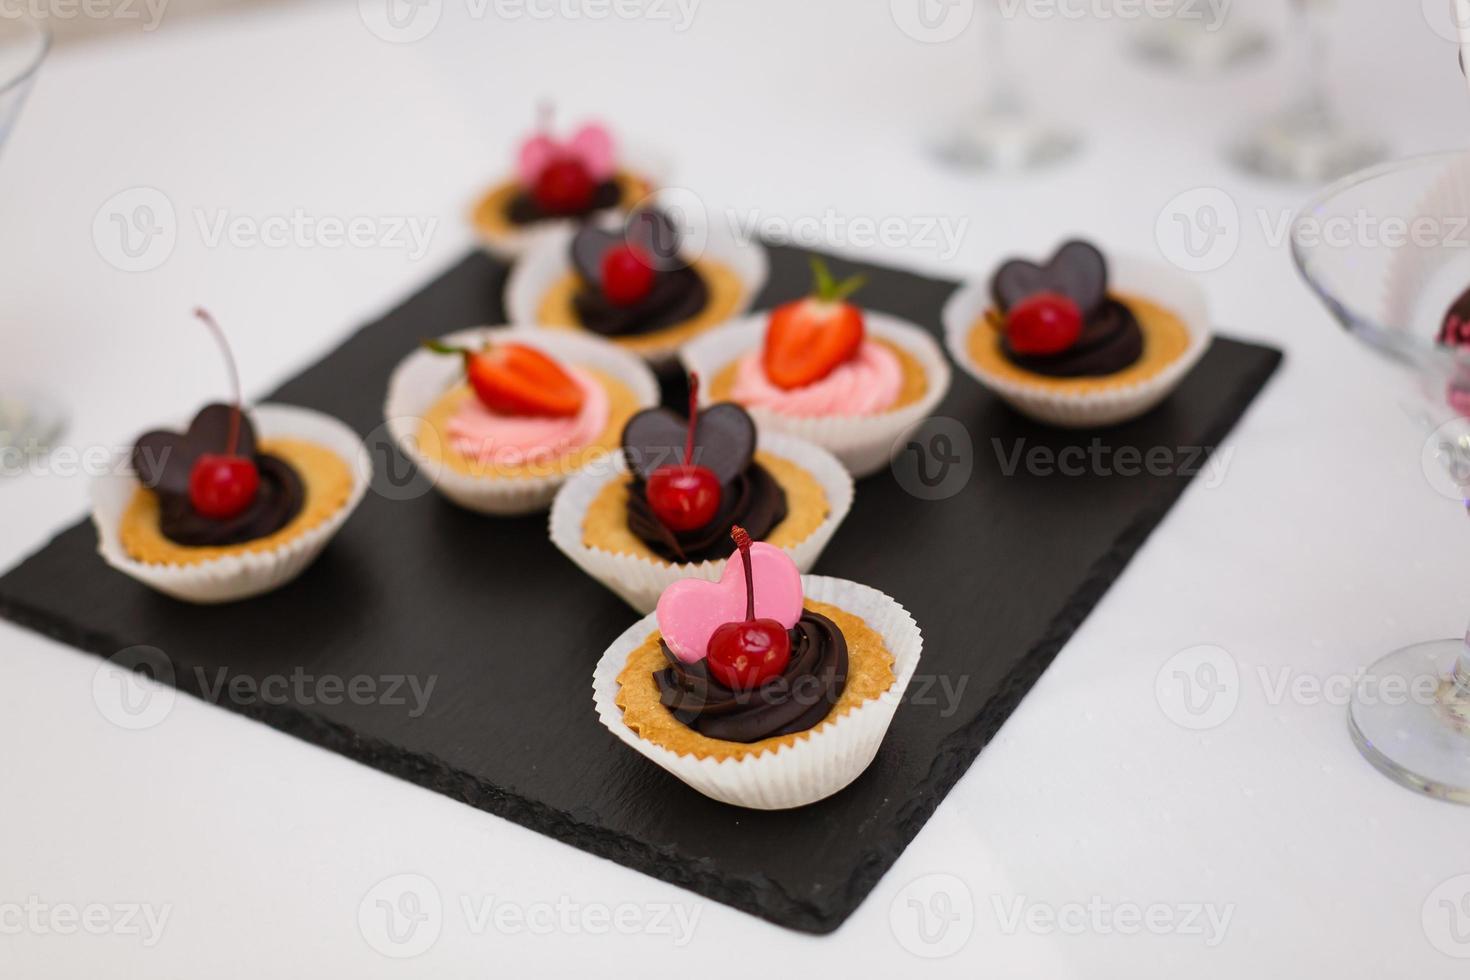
762;258;867;390
423;340;584;418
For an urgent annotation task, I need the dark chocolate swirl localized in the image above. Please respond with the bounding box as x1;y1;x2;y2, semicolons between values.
655;610;849;743
130;403;305;548
569;209;711;337
504;178;623;226
1001;297;1145;377
626;462;787;564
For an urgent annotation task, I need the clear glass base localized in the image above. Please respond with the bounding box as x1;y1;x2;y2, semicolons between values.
1230;106;1386;183
1130;19;1269;74
933;103;1081;173
1348;640;1470;805
0;391;65;467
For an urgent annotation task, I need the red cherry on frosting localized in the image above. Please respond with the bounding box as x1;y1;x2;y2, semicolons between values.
601;244;655;307
706;526;791;691
647;373;723;532
533;155;596;215
1005;292;1083;356
189;453;260;519
186;309;261;520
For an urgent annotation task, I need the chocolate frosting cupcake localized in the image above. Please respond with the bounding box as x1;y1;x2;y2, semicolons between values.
620;400;788;563
131;403;305;548
991;239;1145;377
570;209;710;337
655;609;849;742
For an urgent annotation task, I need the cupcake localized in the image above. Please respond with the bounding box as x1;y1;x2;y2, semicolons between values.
549;375;852;613
469;113;656;259
592;527;922;809
505;206;768;363
384;327;659;515
682;258;952;478
942;240;1211;427
91;311;369;604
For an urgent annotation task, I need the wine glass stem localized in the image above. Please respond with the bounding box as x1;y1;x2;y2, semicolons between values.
1290;0;1332;124
1457;626;1470;695
981;1;1022;115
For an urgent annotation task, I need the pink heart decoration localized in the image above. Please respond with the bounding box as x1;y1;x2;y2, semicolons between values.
516;122;618;186
656;543;804;664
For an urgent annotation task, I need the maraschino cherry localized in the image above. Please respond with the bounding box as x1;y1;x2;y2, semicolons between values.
645;374;722;532
187;309;260;521
706;526;792;691
533;155;596;215
1005;292;1083;356
601;243;655;306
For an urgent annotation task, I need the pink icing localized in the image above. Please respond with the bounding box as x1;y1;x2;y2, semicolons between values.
731;339;903;418
446;365;610;466
656;542;804;664
517;123;617;186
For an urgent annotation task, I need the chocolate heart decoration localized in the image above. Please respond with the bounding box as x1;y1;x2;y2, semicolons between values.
622;402;756;485
991;240;1109;316
132;403;258;495
570;208;683;287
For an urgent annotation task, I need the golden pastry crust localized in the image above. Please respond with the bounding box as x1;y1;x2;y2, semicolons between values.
614;599;897;762
469;170;650;243
965;291;1193;393
118;438;354;567
706;338;929;414
537;258;747;355
414;369;642;480
581;451;828;563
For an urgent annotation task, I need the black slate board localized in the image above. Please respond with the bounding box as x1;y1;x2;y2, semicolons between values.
0;246;1281;934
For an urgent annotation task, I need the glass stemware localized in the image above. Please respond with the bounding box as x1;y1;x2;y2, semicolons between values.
1231;0;1385;183
1293;151;1470;803
0;16;55;464
933;0;1080;172
1129;0;1269;74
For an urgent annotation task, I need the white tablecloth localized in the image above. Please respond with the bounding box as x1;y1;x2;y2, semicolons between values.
2;1;1467;975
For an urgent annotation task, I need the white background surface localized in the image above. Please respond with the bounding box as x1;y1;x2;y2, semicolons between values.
2;0;1469;976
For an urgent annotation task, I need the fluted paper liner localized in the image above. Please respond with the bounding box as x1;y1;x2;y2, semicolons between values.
549;431;854;613
90;404;370;604
679;312;953;478
942;255;1212;428
592;574;922;809
384;326;660;516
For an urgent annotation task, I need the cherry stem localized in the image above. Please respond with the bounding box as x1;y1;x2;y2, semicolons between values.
731;525;754;622
193;308;243;457
684;372;700;467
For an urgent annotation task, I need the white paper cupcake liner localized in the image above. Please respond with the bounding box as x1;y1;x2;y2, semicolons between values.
680;312;953;478
549;431;854;613
592;574;922;809
90;404;371;605
942;255;1212;428
383;326;661;516
504;203;770;366
470;142;672;260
